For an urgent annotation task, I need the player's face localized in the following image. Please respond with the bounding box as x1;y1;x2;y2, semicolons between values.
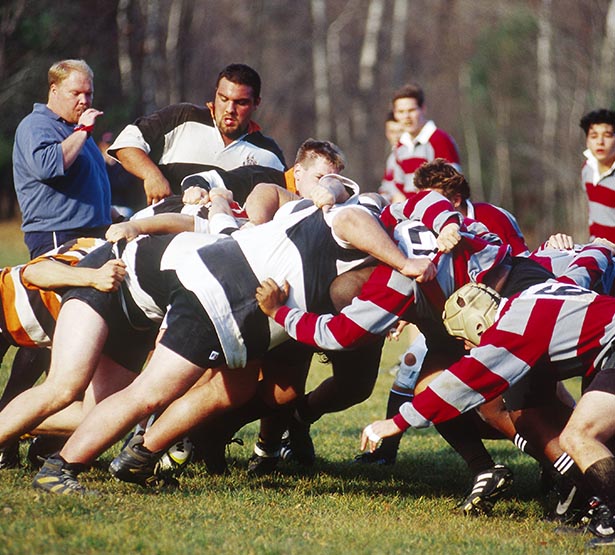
427;186;463;209
294;157;339;198
587;123;615;172
393;97;426;138
48;71;93;124
385;120;405;147
213;77;260;144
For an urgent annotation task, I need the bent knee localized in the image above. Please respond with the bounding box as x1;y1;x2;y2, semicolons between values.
559;422;590;456
45;384;86;412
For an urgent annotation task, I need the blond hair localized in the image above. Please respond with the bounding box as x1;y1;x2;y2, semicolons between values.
48;59;93;87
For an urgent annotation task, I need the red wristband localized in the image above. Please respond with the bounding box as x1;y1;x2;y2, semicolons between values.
73;123;94;134
393;412;411;431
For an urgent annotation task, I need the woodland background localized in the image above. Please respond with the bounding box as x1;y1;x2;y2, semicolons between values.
1;0;614;248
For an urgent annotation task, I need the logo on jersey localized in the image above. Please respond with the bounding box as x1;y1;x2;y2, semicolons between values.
393;220;438;260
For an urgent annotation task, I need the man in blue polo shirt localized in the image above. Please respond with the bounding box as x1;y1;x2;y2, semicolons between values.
13;58;111;259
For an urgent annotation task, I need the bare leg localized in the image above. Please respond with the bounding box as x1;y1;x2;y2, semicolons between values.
33;358;136;436
510;400;573;463
560;391;615;472
0;299;107;448
60;343;208;465
142;361;261;453
477;397;517;440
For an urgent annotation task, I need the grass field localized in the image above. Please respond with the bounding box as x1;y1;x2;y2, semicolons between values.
0;219;598;554
0;217;28;267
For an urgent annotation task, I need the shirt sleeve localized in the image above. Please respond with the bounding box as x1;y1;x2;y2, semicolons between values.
15;122;65;182
273;265;417;350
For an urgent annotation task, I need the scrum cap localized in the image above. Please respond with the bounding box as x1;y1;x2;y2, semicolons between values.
443;282;501;346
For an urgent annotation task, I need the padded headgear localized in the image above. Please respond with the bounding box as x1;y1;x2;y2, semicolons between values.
443;282;501;346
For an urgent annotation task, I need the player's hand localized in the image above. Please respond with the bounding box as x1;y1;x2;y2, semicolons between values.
437;223;461;252
77;108;104;128
310;184;337;212
360;419;403;452
91;259;126;292
592;237;615;255
256;278;290;317
144;174;172;205
399;257;436;282
209;188;234;202
547;233;574;250
106;221;141;243
388;320;409;341
183;186;210;205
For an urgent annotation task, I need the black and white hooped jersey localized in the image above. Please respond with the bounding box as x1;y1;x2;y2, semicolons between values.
107;103;286;192
153;197;379;367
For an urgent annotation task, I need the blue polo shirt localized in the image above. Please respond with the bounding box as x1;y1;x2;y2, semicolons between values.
12;103;111;232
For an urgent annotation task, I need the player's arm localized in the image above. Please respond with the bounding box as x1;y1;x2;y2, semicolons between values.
105;213;195;242
61;108;104;169
256;265;416;350
114;147;172;205
332;206;436;281
22;258;126;292
309;179;351;212
558;241;615;290
244;183;300;224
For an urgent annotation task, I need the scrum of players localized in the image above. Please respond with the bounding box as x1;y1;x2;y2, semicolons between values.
2;62;615;547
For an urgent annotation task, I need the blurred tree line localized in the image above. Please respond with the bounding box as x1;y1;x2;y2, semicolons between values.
1;0;613;247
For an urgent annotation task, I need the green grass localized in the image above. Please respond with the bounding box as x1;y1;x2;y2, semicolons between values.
0;221;592;554
0;339;591;555
0;218;28;266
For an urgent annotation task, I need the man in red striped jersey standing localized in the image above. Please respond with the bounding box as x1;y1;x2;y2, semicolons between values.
580;109;615;243
383;83;461;202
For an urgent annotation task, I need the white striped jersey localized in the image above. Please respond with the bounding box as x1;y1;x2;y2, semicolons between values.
271;192;511;351
0;237;107;347
107;103;286;193
120;196;381;368
129;194;246;234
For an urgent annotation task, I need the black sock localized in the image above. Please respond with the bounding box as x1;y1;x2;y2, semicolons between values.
551;453;594;499
512;433;544;461
584;456;615;509
374;389;413;459
435;412;495;475
295;393;315;425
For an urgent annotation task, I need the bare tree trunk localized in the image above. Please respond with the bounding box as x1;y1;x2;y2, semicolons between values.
596;0;615;106
357;0;384;93
565;70;590;240
166;0;183;105
311;0;331;139
0;1;26;80
537;0;558;236
390;0;408;87
116;0;134;98
493;97;512;208
352;0;384;182
140;0;165;112
458;65;484;200
327;0;360;146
